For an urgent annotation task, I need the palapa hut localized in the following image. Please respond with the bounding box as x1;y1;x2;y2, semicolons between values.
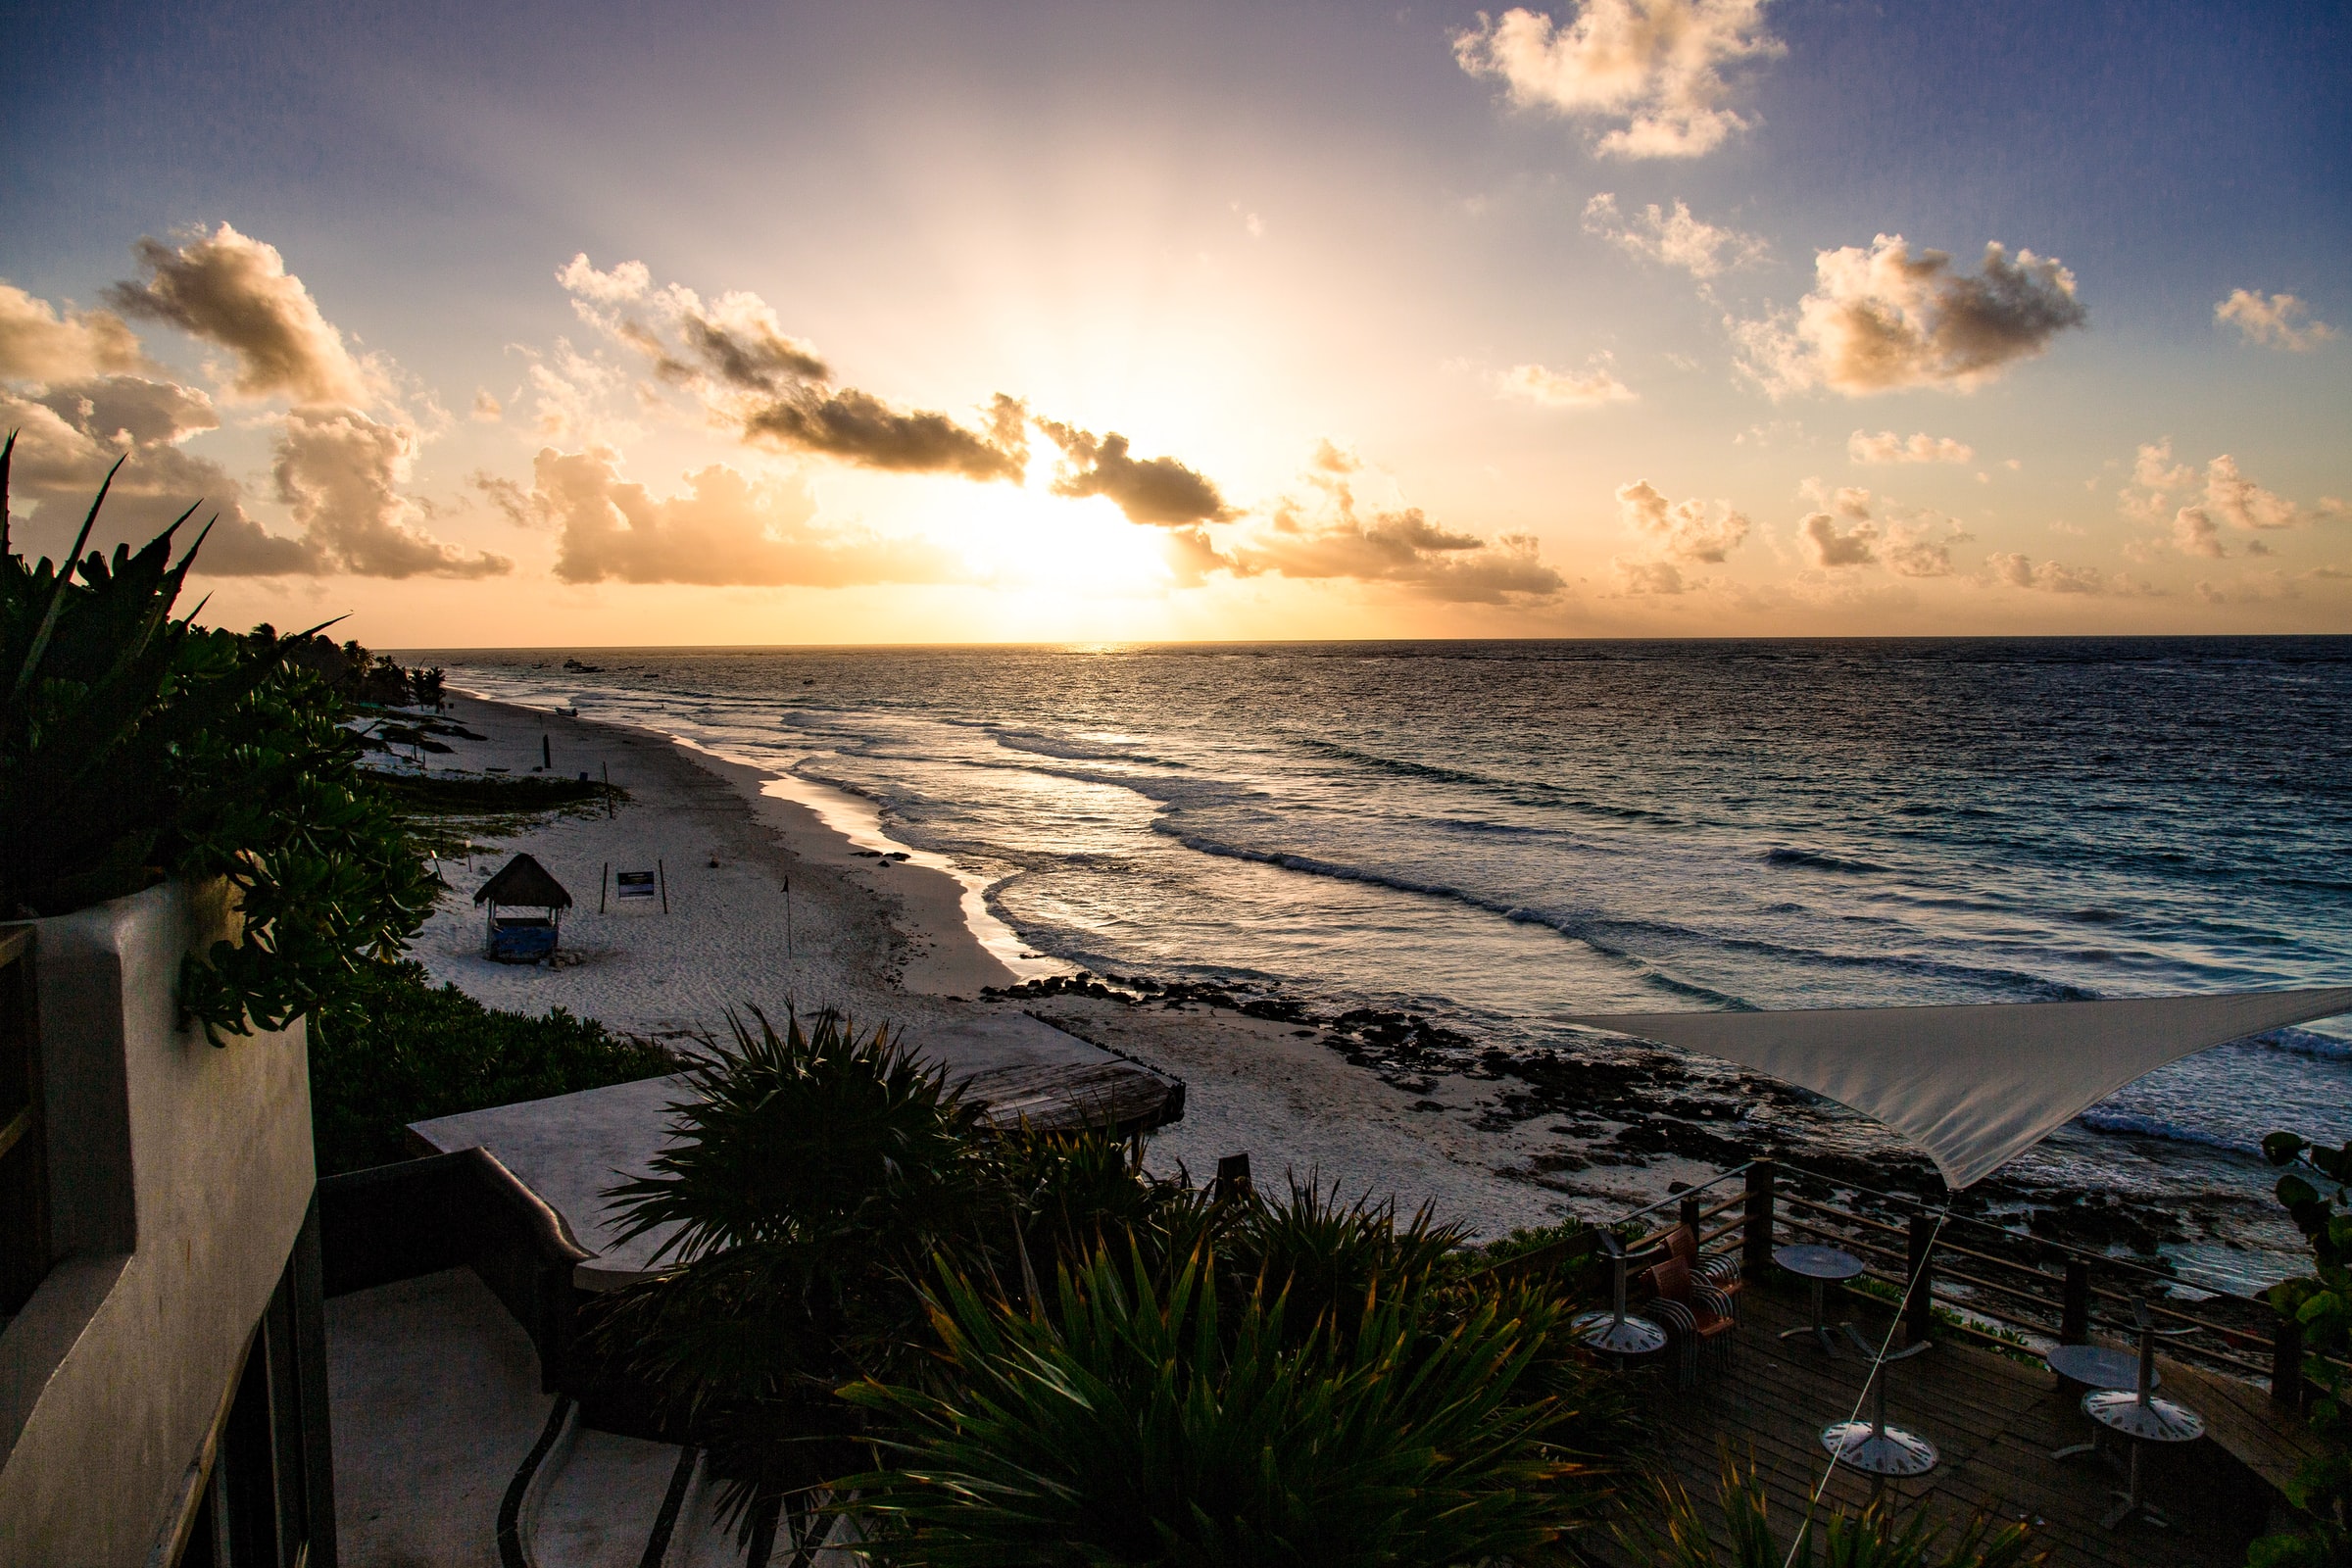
474;852;573;961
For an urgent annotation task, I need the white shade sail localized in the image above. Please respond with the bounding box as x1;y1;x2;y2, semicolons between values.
1564;989;2352;1190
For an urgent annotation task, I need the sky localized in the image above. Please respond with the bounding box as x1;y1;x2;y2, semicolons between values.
3;0;2348;645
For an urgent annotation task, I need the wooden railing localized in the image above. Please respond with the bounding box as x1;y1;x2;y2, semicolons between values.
1622;1157;2340;1408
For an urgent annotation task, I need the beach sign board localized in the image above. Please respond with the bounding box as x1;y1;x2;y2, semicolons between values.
614;870;658;901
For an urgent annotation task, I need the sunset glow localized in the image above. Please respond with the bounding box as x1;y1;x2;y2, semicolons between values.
4;1;2346;643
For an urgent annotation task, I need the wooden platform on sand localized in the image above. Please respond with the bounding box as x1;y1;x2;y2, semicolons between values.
1568;1281;2306;1568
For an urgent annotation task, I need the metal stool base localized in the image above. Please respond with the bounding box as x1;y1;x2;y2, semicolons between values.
1821;1421;1938;1477
1570;1309;1665;1356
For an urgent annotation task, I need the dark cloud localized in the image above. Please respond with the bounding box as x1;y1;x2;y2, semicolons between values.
744;388;1029;481
1038;421;1233;526
273;409;509;578
526;447;966;586
104;224;376;405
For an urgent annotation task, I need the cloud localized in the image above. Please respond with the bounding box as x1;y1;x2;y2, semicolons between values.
104;224;378;406
1884;531;1957;578
1582;193;1766;276
1734;236;2085;396
470;389;503;422
745;388;1028;481
2195;570;2299;606
1615;478;1749;562
0;283;144;382
0;375;319;575
273;409;509;578
1847;429;1973;465
1613;558;1688;594
1224;448;1565;603
517;447;965;586
1038;421;1234;525
561;255;1028;482
2203;454;2302;531
1453;0;1783;159
2215;289;2335;352
1796;511;1877;567
1984;553;2158;597
2120;441;2318;554
1499;360;1637;407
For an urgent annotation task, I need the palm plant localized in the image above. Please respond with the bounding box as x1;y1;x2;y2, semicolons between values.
1225;1178;1469;1349
1627;1455;2043;1568
841;1245;1601;1567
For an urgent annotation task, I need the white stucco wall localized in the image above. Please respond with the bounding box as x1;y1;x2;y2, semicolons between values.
0;882;316;1564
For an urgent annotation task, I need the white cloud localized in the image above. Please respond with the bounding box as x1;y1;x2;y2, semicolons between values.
104;224;381;406
2120;441;2317;555
1453;0;1783;159
1734;235;2085;397
273;409;510;578
2215;290;2335;352
1499;360;1637;407
1847;429;1974;465
1582;193;1766;277
2203;454;2302;532
1615;478;1749;562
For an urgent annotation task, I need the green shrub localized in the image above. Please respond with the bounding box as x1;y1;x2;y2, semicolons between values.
308;959;674;1174
1;440;435;1040
1627;1454;2042;1567
841;1246;1600;1568
2251;1132;2352;1567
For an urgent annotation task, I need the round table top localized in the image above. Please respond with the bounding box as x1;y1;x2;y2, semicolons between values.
1775;1244;1865;1281
2045;1344;2156;1392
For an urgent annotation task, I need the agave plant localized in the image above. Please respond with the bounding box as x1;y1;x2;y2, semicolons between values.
1225;1178;1470;1349
840;1244;1601;1568
1627;1455;2043;1568
1;438;433;1038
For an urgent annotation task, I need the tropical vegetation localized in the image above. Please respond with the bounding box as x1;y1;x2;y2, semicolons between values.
0;438;435;1041
2252;1131;2352;1567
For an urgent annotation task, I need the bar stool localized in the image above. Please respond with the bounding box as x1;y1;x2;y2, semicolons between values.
2080;1299;2204;1530
1570;1232;1667;1360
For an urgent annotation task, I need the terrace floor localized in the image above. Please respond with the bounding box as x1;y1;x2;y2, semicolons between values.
1569;1280;2303;1568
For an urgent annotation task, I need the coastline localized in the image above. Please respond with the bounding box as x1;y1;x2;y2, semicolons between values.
412;691;2306;1271
412;692;1601;1239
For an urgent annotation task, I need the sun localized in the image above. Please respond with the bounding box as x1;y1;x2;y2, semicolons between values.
941;465;1177;595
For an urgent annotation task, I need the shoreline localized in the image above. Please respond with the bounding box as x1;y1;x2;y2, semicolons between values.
410;690;2307;1277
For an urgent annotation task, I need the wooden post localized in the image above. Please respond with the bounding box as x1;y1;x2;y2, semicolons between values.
1679;1193;1701;1250
602;761;612;818
1742;1160;1776;1278
1904;1208;1936;1344
2273;1313;2306;1411
658;858;668;914
600;863;609;914
541;734;551;770
2061;1257;2090;1345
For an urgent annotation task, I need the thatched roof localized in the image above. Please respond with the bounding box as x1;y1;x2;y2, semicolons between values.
473;852;572;908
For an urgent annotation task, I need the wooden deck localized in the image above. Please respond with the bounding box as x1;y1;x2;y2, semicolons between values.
1568;1280;2301;1568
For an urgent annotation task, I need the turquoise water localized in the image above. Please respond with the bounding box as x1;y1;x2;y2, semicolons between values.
430;638;2352;1207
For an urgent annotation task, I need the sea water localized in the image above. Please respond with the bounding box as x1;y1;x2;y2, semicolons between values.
431;639;2352;1237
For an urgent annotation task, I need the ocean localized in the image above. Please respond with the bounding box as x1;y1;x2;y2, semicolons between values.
429;638;2352;1253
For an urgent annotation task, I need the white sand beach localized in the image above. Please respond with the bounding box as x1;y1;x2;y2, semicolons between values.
413;693;1703;1240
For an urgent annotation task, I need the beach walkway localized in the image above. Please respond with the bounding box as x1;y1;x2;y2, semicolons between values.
1571;1281;2288;1568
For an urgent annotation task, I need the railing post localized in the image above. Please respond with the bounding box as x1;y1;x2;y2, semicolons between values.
1742;1160;1776;1278
1678;1193;1701;1246
1904;1207;1936;1344
2061;1257;2090;1345
2273;1313;2306;1412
